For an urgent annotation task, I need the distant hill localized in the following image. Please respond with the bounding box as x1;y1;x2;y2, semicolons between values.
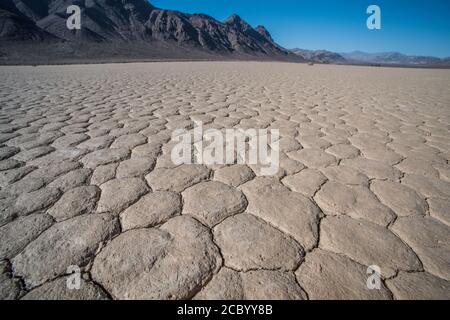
438;57;450;67
0;0;302;64
340;51;446;66
291;48;346;64
290;48;449;67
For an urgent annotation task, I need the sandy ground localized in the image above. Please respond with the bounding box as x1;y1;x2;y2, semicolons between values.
0;62;449;300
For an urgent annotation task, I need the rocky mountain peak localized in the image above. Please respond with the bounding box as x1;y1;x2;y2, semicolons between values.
224;14;252;30
0;0;302;63
224;14;242;23
255;25;273;43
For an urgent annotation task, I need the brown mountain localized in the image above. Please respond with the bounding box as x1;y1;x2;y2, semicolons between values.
0;0;301;64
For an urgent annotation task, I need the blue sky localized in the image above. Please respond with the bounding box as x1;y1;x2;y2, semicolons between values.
150;0;450;57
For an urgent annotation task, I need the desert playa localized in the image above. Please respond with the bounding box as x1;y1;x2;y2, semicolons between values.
0;61;449;300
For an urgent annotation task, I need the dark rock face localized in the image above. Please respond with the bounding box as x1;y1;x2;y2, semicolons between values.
0;0;54;41
255;25;274;43
0;0;299;62
222;15;285;55
0;9;49;40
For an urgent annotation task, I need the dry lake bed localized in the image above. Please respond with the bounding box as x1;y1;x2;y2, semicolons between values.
0;62;449;300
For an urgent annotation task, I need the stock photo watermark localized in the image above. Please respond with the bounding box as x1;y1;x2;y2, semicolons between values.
171;122;280;176
66;5;81;30
367;5;382;30
66;265;81;290
366;265;382;290
65;4;382;31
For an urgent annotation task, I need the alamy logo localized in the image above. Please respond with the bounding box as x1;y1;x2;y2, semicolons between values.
367;5;381;30
366;265;382;290
66;265;81;290
171;121;280;176
66;5;81;30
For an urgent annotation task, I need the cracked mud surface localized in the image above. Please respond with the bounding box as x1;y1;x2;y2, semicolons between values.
0;62;449;300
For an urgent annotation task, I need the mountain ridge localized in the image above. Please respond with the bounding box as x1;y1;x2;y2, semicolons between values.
0;0;302;64
291;48;346;64
291;47;450;67
340;50;444;65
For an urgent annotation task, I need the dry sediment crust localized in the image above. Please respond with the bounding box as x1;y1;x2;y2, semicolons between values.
0;62;449;300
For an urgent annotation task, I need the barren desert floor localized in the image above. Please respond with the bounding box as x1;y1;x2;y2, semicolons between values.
0;62;449;300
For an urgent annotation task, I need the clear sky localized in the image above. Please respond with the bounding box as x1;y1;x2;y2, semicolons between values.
150;0;450;57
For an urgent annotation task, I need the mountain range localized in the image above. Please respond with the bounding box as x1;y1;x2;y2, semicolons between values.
0;0;301;64
0;1;448;67
291;48;450;67
340;51;449;66
290;48;346;64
